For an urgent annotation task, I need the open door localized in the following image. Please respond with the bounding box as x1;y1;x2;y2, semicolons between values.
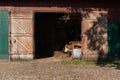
0;10;9;59
108;22;120;60
10;11;34;60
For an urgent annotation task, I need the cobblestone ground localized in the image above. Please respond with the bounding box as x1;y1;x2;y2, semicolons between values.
0;57;120;80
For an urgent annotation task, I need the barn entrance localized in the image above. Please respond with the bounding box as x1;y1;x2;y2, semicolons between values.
34;12;81;59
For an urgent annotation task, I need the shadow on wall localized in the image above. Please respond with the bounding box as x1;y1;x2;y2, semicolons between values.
84;12;108;61
84;12;120;61
83;11;120;69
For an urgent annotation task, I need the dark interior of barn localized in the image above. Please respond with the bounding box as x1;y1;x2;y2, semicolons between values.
34;12;81;59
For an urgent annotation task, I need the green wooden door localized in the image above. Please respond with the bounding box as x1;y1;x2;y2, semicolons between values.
0;11;9;59
108;22;120;60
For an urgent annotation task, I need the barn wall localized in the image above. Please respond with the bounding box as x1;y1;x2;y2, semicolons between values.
0;1;119;60
9;10;108;60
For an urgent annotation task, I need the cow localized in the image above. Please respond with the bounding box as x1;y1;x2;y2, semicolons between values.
63;41;82;56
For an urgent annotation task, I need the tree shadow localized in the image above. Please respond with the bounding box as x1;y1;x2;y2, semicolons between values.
82;11;120;69
84;12;108;60
94;21;120;69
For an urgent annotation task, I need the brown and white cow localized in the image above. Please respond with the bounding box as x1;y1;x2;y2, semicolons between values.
63;41;82;55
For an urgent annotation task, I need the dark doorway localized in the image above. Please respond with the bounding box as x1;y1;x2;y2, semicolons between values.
34;12;81;59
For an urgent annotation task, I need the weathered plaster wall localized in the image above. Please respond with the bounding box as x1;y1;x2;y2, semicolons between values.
81;11;108;60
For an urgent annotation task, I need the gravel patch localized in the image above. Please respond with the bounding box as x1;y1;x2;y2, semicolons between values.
0;58;120;80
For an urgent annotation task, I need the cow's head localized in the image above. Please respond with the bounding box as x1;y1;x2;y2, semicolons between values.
63;42;72;53
63;41;82;53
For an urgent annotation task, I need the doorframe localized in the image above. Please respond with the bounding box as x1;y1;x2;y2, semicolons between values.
33;10;82;58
